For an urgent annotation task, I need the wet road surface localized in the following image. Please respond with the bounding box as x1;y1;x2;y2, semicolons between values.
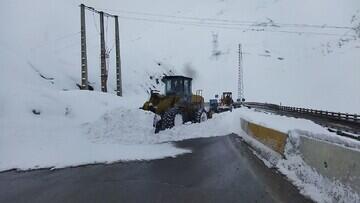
0;134;312;203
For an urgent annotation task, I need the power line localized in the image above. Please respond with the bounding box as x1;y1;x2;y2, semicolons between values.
106;16;109;44
83;5;116;17
116;15;354;37
100;8;354;31
92;11;100;34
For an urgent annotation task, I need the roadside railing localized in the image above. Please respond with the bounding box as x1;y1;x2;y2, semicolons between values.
243;102;360;124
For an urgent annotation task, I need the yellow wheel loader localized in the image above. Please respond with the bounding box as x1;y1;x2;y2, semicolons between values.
218;92;234;112
142;76;211;133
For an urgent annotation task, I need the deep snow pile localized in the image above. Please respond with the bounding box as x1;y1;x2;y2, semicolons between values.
86;108;239;145
0;49;191;171
0;51;237;172
0;89;190;172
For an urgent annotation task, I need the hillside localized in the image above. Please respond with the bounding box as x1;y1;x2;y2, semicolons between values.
1;0;359;114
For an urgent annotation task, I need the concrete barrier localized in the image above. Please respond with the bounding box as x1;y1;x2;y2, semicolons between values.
299;136;360;192
240;118;360;194
240;118;287;155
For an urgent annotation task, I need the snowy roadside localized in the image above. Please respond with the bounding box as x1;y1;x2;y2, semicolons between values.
0;86;239;172
1;86;359;203
0;54;238;173
0;91;190;172
239;129;359;203
238;108;360;150
85;107;239;145
234;108;360;203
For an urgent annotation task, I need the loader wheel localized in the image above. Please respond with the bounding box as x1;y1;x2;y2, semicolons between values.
207;110;213;119
194;110;208;123
154;120;162;134
161;108;184;130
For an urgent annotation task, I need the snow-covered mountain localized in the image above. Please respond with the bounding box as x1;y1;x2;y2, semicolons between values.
0;0;359;114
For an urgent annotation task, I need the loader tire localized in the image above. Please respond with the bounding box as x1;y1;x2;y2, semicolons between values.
161;108;184;130
194;109;208;123
154;120;162;134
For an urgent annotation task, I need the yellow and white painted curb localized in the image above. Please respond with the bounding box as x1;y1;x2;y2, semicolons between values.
240;117;360;194
240;118;287;156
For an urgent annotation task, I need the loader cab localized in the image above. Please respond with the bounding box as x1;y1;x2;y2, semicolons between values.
162;76;192;97
221;92;234;106
222;92;232;99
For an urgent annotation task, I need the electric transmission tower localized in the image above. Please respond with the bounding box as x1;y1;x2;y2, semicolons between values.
237;44;244;102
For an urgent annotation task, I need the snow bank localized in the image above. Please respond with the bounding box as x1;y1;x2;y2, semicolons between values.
0;82;240;172
236;108;360;203
0;87;190;172
277;131;360;203
237;108;360;150
86;108;239;144
0;49;237;172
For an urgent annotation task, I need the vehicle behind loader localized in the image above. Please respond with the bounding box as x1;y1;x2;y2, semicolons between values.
218;92;234;112
142;75;211;133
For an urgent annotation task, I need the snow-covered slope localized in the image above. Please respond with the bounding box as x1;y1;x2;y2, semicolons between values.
1;0;359;113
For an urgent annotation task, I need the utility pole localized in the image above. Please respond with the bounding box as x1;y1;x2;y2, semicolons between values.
80;4;88;90
80;4;122;95
238;44;244;102
115;16;123;96
99;11;107;92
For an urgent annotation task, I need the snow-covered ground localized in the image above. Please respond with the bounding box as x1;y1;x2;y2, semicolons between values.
0;90;189;171
0;86;238;171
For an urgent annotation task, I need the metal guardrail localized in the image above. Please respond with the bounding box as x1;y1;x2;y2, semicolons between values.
244;102;360;124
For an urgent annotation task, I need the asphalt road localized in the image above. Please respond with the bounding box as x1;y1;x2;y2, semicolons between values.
0;134;312;203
